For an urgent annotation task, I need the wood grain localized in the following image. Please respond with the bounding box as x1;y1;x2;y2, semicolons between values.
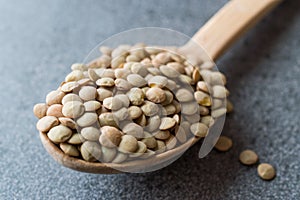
190;0;282;60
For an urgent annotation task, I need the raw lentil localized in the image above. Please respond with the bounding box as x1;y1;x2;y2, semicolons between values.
166;135;177;150
239;150;258;165
59;143;80;157
122;123;144;138
61;81;79;93
62;94;82;105
146;87;166;103
80;141;102;162
99;112;119;127
58;117;77;129
101;146;117;162
141;101;159;116
190;122;208;137
96;77;115;87
127;74;147;87
99;126;122;148
127;88;144;106
84;101;101;112
47;125;72;143
257;163;276;180
81;126;101;141
128;106;142;119
62;101;85;118
36;116;59;132
76;112;98;127
159;117;176;130
33;103;48;119
46;104;63;118
175;89;194;102
96;88;113;101
79;86;97;101
214;136;232;151
148;75;168;88
118;135;138;153
112;153;128;163
67;133;85;144
46;90;65;105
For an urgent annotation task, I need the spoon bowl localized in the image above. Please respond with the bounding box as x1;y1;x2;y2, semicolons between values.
39;0;282;174
40;131;198;173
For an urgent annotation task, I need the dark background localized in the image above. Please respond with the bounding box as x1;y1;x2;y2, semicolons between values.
0;0;299;199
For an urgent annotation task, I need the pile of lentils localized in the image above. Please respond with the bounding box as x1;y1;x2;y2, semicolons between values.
34;43;231;164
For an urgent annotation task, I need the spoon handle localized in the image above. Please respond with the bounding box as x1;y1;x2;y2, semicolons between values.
191;0;282;60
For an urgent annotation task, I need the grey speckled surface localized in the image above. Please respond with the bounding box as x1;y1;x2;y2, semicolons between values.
0;0;300;199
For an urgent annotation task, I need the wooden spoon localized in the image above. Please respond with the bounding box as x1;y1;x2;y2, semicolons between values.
40;0;282;174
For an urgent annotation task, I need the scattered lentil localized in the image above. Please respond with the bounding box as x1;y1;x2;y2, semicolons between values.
214;136;232;151
257;163;276;180
239;150;259;165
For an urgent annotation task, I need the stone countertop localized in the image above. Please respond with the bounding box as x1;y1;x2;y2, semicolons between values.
0;0;299;199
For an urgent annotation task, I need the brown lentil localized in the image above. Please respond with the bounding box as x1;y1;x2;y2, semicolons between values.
214;136;232;151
